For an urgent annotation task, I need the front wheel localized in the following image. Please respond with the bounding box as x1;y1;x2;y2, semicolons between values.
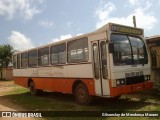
29;82;43;96
75;83;92;105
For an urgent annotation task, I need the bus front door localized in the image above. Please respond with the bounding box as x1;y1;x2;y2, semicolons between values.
92;40;110;96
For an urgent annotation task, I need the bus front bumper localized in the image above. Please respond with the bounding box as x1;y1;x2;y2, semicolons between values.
110;81;153;97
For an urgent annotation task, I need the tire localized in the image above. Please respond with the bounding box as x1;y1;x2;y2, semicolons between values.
75;83;92;105
29;82;43;96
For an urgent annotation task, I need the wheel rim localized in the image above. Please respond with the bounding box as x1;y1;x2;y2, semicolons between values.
78;88;87;101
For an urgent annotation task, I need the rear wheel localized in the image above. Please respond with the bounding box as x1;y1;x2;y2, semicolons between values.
29;82;43;96
75;83;92;105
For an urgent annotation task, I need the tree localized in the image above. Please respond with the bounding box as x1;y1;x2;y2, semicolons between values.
0;44;14;68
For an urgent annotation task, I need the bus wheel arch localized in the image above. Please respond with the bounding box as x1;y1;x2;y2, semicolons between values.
73;80;93;105
72;80;83;94
28;78;43;96
28;78;33;88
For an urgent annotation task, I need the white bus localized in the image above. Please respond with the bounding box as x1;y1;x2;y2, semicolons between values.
13;23;153;105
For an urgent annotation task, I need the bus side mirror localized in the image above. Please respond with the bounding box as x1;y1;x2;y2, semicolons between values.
109;43;114;53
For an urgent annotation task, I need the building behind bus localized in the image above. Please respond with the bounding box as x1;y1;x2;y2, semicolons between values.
146;35;160;90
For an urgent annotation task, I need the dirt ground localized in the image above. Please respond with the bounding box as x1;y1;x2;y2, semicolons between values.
0;80;34;120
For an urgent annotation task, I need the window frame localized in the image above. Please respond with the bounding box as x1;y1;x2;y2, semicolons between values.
38;47;49;66
28;49;38;68
21;52;28;68
67;37;89;63
50;43;66;65
13;55;17;69
111;33;148;66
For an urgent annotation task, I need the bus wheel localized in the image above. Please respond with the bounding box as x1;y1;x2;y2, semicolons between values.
29;82;43;96
75;83;92;105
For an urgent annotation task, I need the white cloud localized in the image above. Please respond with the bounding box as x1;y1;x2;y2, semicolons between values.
128;0;139;6
37;0;45;4
8;31;34;51
51;34;72;42
39;19;54;29
76;33;82;36
95;2;116;28
95;1;157;31
0;0;41;20
95;2;116;22
128;0;152;9
50;33;83;43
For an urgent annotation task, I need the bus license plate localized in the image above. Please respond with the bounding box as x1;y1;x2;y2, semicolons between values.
135;85;142;90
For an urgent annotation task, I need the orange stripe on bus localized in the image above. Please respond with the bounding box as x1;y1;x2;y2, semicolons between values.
109;80;153;97
14;77;96;95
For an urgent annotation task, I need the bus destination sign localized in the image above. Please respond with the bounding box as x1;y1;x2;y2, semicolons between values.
111;25;143;35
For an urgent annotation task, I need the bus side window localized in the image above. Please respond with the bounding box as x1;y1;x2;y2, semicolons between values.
13;55;17;68
50;43;66;65
17;54;21;69
38;47;49;66
21;52;28;68
68;37;88;63
28;50;38;67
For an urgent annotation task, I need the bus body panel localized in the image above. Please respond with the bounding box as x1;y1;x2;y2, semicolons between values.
111;65;151;81
14;77;96;95
13;64;93;78
109;80;153;97
14;77;28;88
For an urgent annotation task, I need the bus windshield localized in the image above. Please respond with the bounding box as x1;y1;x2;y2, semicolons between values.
111;34;148;66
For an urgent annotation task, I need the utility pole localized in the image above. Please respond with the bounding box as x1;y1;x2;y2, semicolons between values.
133;15;137;28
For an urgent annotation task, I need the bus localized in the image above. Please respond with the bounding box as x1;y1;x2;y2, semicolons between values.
13;23;153;105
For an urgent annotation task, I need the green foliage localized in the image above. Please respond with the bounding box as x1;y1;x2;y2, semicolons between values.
0;44;14;68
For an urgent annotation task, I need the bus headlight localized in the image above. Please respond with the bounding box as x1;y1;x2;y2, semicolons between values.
121;80;124;84
145;75;150;81
116;79;125;86
116;80;120;86
145;76;148;81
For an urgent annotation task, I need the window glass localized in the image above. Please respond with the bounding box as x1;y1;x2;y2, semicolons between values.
51;43;66;64
111;34;148;66
100;41;107;79
129;36;147;64
111;34;132;65
93;43;99;79
38;47;49;66
17;54;20;69
68;37;88;63
13;55;17;68
21;52;28;68
28;50;37;67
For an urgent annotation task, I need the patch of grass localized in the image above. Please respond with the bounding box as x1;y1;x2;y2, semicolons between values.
2;86;160;120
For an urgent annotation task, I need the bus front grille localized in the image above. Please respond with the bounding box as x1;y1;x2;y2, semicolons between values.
125;71;145;85
125;75;145;85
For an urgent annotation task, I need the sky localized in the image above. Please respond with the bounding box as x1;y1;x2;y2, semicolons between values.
0;0;160;51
